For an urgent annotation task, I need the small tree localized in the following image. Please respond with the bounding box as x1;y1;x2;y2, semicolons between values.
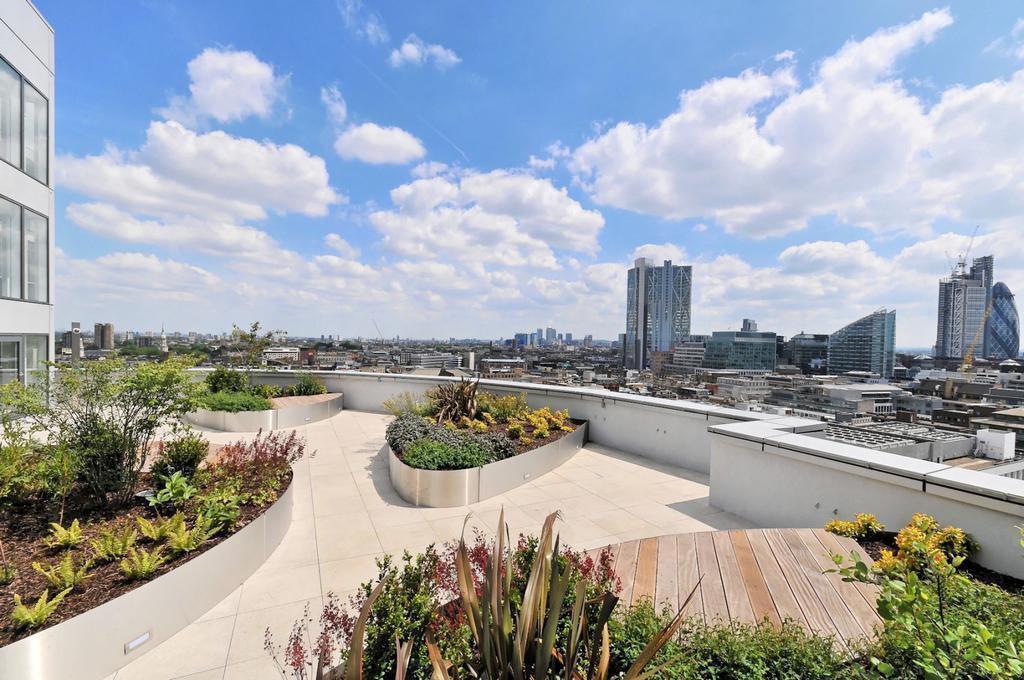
30;358;204;507
231;321;276;368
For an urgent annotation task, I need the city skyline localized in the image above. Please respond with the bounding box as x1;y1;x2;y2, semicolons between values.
34;1;1024;344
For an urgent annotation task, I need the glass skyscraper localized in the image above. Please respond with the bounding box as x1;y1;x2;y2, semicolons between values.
935;256;989;359
827;309;896;378
625;258;691;369
988;282;1020;360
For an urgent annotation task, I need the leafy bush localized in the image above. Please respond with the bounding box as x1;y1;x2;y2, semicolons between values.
33;552;93;592
200;390;272;413
0;381;47;505
476;391;529;423
31;358;205;507
209;429;305;505
825;512;885;541
120;547;167;581
280;373;327;397
385;413;432;454
205;366;248;394
148;471;198;508
479;432;517;461
197;486;243;532
150;432;209;480
401;438;492;471
10;588;70;631
44;519;84;550
137;512;185;543
90;524;138;562
0;562;15;586
248;383;281;399
165;514;219;555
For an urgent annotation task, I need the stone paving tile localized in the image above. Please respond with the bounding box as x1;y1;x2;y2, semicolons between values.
115;409;746;679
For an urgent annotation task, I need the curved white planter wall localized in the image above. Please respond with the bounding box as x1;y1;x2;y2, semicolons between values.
388;422;588;507
0;483;294;680
186;393;344;432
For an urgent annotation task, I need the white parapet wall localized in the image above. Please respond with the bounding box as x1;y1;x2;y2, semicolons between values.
708;419;1024;579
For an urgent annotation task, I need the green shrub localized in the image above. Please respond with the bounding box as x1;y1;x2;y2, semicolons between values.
479;432;517;460
137;512;185;543
205;366;247;393
826;512;885;541
11;588;70;631
197;486;244;532
44;519;84;550
476;391;529;423
150;432;209;480
120;547;167;581
382;392;434;417
33;552;93;592
0;562;15;586
385;413;432;454
90;524;138;562
148;471;197;508
283;373;327;397
248;383;281;399
201;390;272;412
401;438;492;470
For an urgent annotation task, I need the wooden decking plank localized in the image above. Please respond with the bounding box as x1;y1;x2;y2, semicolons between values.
810;529;882;629
747;529;808;631
655;534;679;613
713;530;756;624
779;528;863;643
615;540;640;608
764;528;839;638
632;537;660;606
730;530;781;628
695;531;730;623
832;532;876;567
676;533;704;621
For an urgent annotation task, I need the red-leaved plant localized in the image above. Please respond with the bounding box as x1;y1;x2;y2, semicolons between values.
212;429;309;503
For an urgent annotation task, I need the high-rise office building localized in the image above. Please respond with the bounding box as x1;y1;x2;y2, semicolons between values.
741;318;758;332
703;331;776;371
988;282;1020;361
514;332;529;348
935;256;990;359
624;258;692;369
93;322;114;350
564;332;573;344
536;328;543;345
583;334;593;348
545;327;556;344
0;1;54;385
787;333;830;374
828;309;896;378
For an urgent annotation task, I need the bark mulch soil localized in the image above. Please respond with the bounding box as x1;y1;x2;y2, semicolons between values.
0;471;291;647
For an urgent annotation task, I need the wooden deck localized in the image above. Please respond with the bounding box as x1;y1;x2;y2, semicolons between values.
590;528;881;645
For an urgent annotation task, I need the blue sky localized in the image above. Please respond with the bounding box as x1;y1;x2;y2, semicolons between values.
37;1;1024;346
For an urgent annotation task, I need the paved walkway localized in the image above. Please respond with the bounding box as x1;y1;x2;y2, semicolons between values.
107;410;751;680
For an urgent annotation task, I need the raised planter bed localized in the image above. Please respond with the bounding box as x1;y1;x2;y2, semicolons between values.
0;480;294;680
187;392;344;431
388;421;587;507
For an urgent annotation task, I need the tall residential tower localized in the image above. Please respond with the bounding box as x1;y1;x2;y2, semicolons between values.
624;258;692;369
0;0;54;385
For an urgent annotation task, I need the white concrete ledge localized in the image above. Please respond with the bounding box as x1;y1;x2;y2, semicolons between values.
0;482;294;680
186;393;344;431
388;422;587;507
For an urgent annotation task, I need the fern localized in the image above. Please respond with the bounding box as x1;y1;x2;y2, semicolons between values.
119;547;167;581
44;519;84;550
33;552;93;592
165;514;219;556
137;512;185;543
11;588;71;631
91;524;139;562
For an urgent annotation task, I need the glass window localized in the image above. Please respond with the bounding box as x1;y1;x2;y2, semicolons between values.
23;83;47;183
24;209;47;302
0;198;20;299
0;340;19;386
24;335;47;385
0;60;19;167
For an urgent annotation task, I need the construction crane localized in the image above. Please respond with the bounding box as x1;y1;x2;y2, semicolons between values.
961;304;991;373
371;319;386;345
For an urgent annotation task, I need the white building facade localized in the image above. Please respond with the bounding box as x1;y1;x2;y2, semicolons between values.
0;0;54;385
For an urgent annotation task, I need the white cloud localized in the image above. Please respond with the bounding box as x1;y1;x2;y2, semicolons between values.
528;155;555;170
320;84;348;125
369;171;604;269
693;222;708;232
59;250;221;305
388;34;461;70
158;48;287;126
774;49;795;62
569;9;1024;239
631;243;688;263
59;121;343;221
338;0;389;44
324;233;360;259
334;123;426;164
411;161;450;178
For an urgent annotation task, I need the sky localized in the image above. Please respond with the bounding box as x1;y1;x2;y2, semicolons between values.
36;1;1024;346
